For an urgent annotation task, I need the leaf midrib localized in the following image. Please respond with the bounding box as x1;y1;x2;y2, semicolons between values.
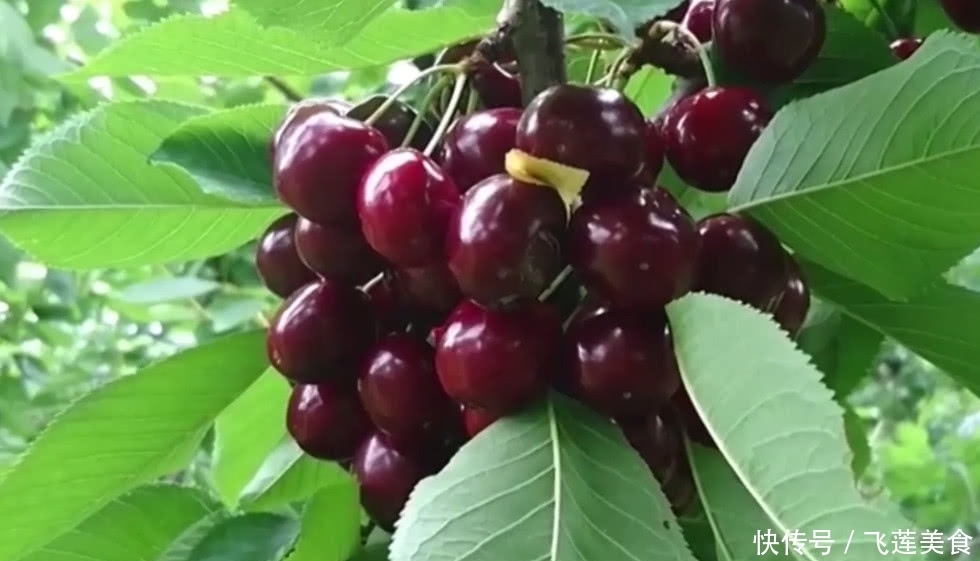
548;398;562;561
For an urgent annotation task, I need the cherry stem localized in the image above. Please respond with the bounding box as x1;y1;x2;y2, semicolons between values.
596;48;631;87
424;73;469;157
584;49;602;83
565;32;636;50
401;75;452;148
365;63;461;127
537;265;573;302
361;272;385;293
654;20;716;88
464;85;480;114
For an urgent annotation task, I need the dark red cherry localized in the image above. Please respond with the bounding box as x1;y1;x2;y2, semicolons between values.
683;0;715;42
889;37;923;60
255;214;316;298
267;280;377;385
619;414;681;482
771;256;810;336
562;310;680;418
294;217;384;284
471;63;523;109
357;148;461;268
446;174;567;308
694;213;788;311
440;108;522;193
516;84;647;185
461;405;500;438
669;387;715;448
393;264;463;317
270;98;351;161
661;86;771;192
564;294;610;331
940;0;980;33
352;432;431;532
274;111;389;224
363;273;411;334
286;383;371;461
567;186;699;311
359;333;456;446
434;300;561;413
346;95;435;152
712;0;826;84
643;120;666;184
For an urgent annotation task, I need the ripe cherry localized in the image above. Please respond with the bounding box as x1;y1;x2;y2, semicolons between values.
434;300;561;413
286;383;371;461
619;414;681;482
267;279;377;385
516;84;647;187
446;174;566;308
270;98;351;161
890;38;923;60
567;186;699;311
562;310;680;418
358;148;461;268
461;405;500;438
564;293;611;331
393;264;463;317
352;432;431;532
712;0;826;84
363;273;411;334
255;213;316;298
359;333;456;447
940;0;980;33
346;95;435;152
683;0;715;42
294;217;383;284
440;108;522;193
693;213;788;311
471;63;523;109
661;86;772;192
643;120;666;186
771;256;810;336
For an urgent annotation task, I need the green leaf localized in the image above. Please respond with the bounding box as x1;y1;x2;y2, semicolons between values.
537;0;677;37
158;512;232;561
349;541;392;561
236;0;397;47
0;330;269;561
185;513;300;561
840;0;916;38
286;479;361;561
623;66;673;116
66;2;498;79
239;439;353;512
152;103;286;205
914;1;954;36
391;394;697;561
116;277;221;304
728;32;980;301
666;293;919;561
804;260;980;395
796;301;882;397
19;484;223;561
676;502;721;561
0;101;281;269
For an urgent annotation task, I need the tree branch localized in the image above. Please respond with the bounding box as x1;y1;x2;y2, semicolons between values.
499;0;566;104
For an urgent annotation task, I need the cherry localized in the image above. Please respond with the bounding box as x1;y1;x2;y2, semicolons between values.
461;405;500;438
434;299;561;413
363;273;411;334
940;0;980;33
352;432;432;532
274;111;389;225
446;174;567;308
669;387;715;448
346;95;435;152
516;85;647;187
564;293;611;331
293;217;383;284
712;0;826;84
660;86;771;192
683;0;715;42
567;186;699;311
562;309;680;418
771;256;810;336
393;264;463;317
267;279;377;385
359;333;456;447
693;213;788;311
255;214;316;298
643;120;666;185
357;148;461;267
440;108;522;193
889;38;923;60
270;98;351;161
286;383;371;461
472;63;523;109
619;414;681;482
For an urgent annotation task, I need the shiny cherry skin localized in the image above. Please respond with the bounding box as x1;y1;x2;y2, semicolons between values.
446;174;567;308
357;148;462;268
619;414;681;482
661;86;772;192
359;333;456;447
564;293;611;331
567;186;699;311
270;98;351;161
712;0;826;84
346;95;435;152
683;0;715;42
941;0;980;33
352;432;432;532
274;111;389;225
434;300;562;413
771;256;810;336
363;273;411;334
643;120;666;184
286;383;371;461
694;213;789;311
890;37;923;60
393;264;463;317
267;279;377;385
562;310;680;418
461;405;500;438
294;218;384;284
255;214;316;298
516;85;647;185
472;63;523;109
440;108;522;193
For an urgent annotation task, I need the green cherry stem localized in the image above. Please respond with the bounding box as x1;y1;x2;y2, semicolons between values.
565;32;637;50
584;49;603;83
401;75;452;148
424;73;469;157
365;63;461;127
537;265;573;302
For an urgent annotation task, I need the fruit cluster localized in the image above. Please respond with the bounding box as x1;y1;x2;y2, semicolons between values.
254;0;831;531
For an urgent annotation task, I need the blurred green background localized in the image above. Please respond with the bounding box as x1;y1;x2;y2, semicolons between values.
1;0;979;556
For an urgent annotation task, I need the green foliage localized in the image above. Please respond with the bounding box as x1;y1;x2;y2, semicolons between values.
236;0;398;46
537;0;678;37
